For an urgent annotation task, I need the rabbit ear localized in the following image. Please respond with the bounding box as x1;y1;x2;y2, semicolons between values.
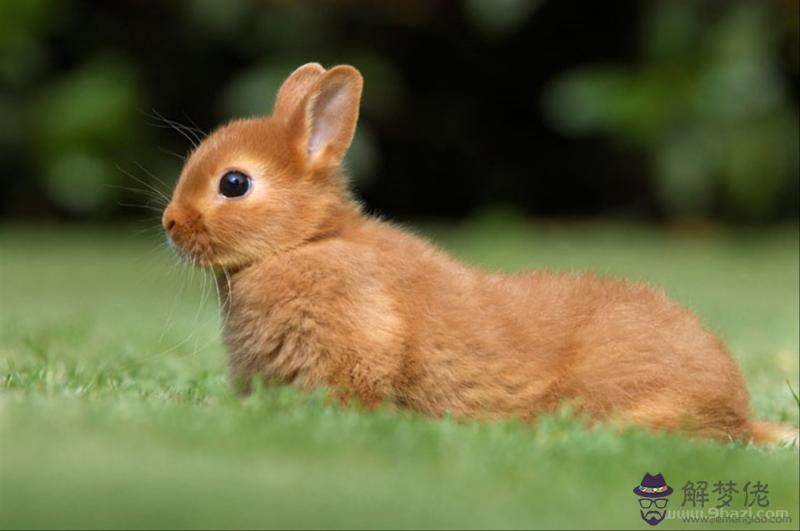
293;65;363;168
273;63;325;121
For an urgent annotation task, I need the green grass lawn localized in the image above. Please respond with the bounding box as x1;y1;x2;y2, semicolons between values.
1;218;798;530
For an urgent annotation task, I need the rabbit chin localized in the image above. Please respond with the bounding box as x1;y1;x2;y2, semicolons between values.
170;227;270;270
168;238;214;267
188;243;259;271
165;229;219;268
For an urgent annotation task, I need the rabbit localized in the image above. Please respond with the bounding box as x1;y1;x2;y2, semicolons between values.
162;62;797;445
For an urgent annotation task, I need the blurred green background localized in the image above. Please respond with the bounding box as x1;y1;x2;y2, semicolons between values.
1;1;799;529
0;0;797;222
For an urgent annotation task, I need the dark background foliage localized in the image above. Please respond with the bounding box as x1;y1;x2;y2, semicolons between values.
1;0;797;222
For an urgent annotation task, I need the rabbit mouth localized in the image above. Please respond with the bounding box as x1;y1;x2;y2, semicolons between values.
162;208;220;267
166;228;217;267
168;236;216;267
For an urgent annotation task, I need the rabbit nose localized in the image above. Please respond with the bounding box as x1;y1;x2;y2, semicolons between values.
162;206;178;233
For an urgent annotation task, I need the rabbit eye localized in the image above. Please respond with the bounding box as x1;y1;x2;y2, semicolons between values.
219;171;251;198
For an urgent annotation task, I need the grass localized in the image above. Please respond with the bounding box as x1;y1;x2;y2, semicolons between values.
1;216;798;529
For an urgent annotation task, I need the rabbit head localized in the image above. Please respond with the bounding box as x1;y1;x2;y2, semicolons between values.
162;63;363;268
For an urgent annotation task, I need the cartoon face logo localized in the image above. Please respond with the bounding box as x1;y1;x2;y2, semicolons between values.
633;473;673;526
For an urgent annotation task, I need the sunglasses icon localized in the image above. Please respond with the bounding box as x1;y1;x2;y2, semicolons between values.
639;498;668;509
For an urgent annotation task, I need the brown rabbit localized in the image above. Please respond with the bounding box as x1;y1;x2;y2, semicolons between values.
162;63;797;445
